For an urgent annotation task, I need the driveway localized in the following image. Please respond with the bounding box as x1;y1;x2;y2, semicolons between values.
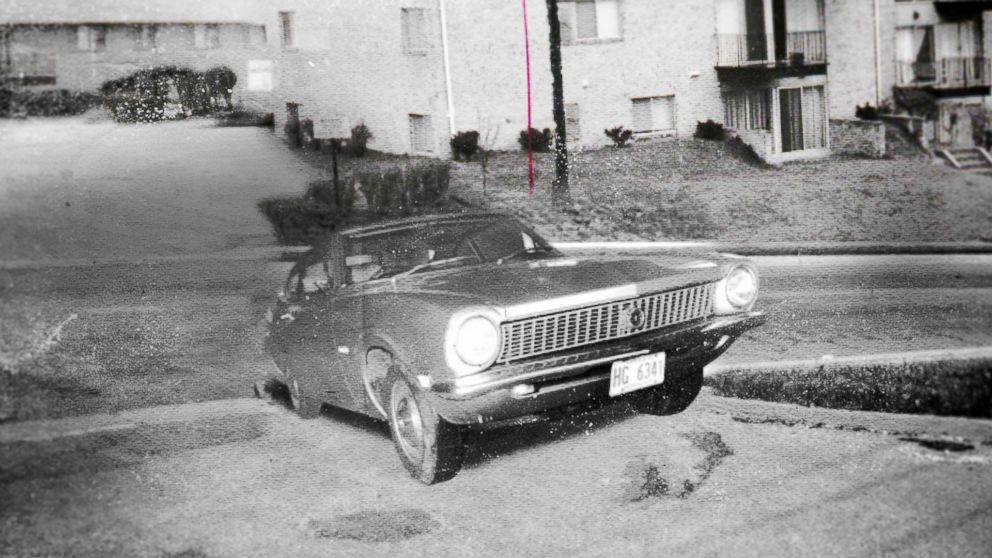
0;115;319;262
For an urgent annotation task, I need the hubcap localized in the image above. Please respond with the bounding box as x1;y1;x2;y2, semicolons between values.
391;381;425;463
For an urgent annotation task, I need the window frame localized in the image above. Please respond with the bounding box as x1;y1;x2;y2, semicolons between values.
401;7;430;54
77;25;107;52
558;0;623;46
409;113;435;154
279;11;295;48
630;95;676;136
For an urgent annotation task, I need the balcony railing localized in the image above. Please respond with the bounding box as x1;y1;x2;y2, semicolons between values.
896;57;991;89
717;30;826;67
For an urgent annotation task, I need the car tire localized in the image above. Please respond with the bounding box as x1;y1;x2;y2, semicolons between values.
634;366;704;416
386;371;465;484
287;378;322;419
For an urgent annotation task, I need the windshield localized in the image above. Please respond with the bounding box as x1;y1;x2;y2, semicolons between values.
343;217;559;280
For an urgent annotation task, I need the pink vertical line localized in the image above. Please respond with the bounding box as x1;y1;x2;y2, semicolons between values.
521;0;534;198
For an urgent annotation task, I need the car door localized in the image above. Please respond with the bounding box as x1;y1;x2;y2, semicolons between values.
270;244;366;413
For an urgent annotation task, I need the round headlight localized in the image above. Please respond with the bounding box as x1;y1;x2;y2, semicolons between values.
454;315;500;367
725;266;758;308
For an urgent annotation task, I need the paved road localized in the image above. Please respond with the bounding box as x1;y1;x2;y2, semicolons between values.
2;390;990;557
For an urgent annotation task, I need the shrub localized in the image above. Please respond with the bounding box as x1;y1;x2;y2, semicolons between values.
348;124;374;157
893;88;937;119
204;66;237;110
855;102;893;121
450;130;480;161
256;196;341;245
695;120;726;141
215;109;273;127
518;127;553;152
307;178;356;214
604;126;634;148
356;161;451;216
0;89;100;118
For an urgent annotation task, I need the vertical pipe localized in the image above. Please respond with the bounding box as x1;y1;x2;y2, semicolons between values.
439;0;456;135
874;0;883;106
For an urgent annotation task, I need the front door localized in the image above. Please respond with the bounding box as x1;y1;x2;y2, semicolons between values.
780;87;804;152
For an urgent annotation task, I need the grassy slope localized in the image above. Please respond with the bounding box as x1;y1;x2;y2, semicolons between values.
447;138;992;244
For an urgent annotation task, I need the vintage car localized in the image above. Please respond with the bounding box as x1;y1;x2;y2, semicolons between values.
259;212;764;484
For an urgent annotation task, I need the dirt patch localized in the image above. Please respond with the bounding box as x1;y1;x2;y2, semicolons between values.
621;431;733;502
309;509;440;543
0;414;268;484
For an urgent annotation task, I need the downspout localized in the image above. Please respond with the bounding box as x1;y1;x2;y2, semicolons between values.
874;0;883;106
439;0;456;135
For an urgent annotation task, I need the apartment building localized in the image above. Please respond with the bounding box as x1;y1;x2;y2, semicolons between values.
716;0;829;161
828;0;992;148
0;0;273;107
263;0;835;162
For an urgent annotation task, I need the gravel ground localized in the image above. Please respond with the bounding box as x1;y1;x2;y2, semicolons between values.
446;138;992;244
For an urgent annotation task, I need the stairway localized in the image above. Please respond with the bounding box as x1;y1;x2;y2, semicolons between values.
938;147;992;171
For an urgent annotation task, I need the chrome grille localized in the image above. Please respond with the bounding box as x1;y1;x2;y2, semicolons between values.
497;284;714;363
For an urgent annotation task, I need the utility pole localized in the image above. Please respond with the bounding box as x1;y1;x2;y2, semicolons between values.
545;0;570;205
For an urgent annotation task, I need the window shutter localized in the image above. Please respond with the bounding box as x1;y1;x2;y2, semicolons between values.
575;1;598;39
631;98;652;132
77;26;90;50
653;96;675;132
558;2;576;45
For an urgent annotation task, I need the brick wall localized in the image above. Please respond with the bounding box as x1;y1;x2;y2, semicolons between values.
829;118;886;158
264;0;727;156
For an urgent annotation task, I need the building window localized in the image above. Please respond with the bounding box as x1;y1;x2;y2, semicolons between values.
195;24;221;49
410;114;434;153
7;51;56;85
401;8;429;53
77;25;107;52
631;96;675;135
724;89;771;131
279;11;295;47
129;24;157;50
558;0;621;44
247;59;274;91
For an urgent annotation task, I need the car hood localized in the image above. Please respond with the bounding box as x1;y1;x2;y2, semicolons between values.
369;255;731;318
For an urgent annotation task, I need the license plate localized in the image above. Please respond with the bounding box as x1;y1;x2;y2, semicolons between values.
609;352;666;397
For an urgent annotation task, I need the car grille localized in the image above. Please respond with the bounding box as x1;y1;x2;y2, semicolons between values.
497;283;714;363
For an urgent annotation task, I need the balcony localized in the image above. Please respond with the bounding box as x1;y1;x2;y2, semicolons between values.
717;30;826;67
896;57;991;91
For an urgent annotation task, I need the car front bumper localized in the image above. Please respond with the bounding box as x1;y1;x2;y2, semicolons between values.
428;311;765;425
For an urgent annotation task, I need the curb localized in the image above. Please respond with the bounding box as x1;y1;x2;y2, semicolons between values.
555;241;992;257
703;346;992;377
3;240;992;270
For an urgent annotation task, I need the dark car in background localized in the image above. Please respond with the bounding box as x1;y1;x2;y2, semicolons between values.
259;212;765;484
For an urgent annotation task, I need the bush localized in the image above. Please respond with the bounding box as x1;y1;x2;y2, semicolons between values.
604;126;634;148
348;123;373;157
256;196;342;245
855;101;894;121
307;178;356;214
450;130;480;161
215;109;273;127
518;127;553;152
100;66;233;122
204;66;237;110
356;161;450;216
0;89;101;118
695;120;726;141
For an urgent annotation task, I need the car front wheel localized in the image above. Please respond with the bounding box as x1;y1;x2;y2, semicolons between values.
634;366;704;416
387;372;465;484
